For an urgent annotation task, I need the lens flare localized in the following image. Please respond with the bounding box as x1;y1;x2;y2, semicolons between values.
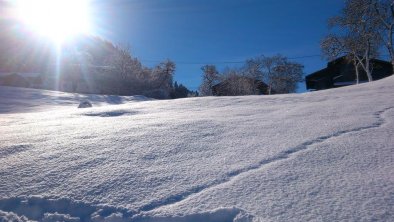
15;0;92;44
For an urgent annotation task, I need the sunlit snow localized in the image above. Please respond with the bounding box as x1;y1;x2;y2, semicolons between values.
1;77;394;221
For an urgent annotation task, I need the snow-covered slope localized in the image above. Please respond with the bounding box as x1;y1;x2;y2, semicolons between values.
0;77;393;222
0;86;151;114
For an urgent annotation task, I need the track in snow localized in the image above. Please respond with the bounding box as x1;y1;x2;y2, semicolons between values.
137;106;394;213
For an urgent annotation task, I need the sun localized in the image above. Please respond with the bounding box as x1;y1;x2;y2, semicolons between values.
14;0;92;44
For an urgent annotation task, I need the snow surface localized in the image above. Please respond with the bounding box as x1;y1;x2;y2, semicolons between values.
0;77;394;221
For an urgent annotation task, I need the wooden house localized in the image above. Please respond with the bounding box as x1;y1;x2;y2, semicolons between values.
306;56;393;91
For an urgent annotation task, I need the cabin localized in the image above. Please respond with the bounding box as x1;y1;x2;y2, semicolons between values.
0;73;42;88
305;56;393;91
212;76;272;96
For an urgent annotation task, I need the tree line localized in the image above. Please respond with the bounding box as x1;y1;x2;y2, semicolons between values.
1;1;304;98
198;55;304;96
0;17;197;99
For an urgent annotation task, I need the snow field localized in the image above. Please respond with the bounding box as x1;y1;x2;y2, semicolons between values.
1;77;394;221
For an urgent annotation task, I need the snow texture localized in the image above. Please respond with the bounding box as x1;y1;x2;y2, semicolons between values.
1;77;394;221
0;210;31;222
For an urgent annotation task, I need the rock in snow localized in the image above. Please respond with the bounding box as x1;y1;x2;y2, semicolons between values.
78;101;93;109
0;76;394;221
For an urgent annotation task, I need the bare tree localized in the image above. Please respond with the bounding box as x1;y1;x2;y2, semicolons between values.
104;45;135;94
200;55;303;96
199;65;219;96
104;44;157;95
321;34;378;83
242;58;264;93
251;55;303;94
219;68;259;96
109;45;129;80
271;61;304;93
153;60;175;93
373;0;394;71
259;55;285;94
322;0;381;82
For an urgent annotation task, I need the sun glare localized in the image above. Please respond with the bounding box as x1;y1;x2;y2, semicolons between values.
15;0;92;44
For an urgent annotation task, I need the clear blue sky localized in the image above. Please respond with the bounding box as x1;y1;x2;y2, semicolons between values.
92;0;345;92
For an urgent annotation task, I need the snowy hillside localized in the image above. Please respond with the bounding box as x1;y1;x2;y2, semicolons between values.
1;77;394;222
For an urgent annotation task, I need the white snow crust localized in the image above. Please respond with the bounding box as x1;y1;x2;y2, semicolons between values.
1;77;394;221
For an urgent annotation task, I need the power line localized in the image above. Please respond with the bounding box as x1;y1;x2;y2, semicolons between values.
141;54;391;66
288;54;322;60
42;54;323;69
140;59;244;65
140;54;323;65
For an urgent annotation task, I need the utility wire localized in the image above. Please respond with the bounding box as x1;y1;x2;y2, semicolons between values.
140;54;391;65
140;54;323;65
60;54;323;68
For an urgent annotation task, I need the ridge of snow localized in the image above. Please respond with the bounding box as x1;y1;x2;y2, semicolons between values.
0;196;254;222
0;86;152;114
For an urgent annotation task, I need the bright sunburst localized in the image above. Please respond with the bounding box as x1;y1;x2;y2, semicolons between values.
14;0;92;44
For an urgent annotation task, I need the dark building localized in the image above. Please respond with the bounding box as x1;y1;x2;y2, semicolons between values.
306;56;393;91
0;73;30;88
212;76;272;96
0;73;43;88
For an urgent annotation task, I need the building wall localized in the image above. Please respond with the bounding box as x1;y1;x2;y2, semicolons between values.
306;58;393;91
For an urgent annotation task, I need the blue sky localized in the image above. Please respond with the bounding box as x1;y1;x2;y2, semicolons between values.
92;0;345;92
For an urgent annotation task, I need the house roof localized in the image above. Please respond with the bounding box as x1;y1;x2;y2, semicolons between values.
212;76;269;88
212;76;273;95
305;68;329;81
306;56;392;80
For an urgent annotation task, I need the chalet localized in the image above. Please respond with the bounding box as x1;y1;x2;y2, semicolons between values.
0;73;42;88
305;56;393;91
0;67;103;94
212;76;272;96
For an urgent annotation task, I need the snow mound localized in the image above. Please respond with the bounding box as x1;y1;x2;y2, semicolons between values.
78;101;93;109
0;197;255;222
42;213;80;222
83;110;138;117
133;207;255;222
0;210;31;222
0;196;134;222
0;86;152;114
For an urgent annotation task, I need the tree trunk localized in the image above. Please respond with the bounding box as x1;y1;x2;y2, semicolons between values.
355;55;373;82
365;41;373;82
389;26;394;73
392;59;394;74
376;2;394;74
389;24;394;74
365;59;373;82
391;5;394;73
353;60;360;84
